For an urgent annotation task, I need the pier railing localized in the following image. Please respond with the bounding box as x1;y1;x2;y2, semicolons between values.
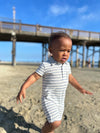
0;21;100;41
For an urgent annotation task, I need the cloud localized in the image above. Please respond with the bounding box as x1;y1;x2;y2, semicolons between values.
76;6;97;21
49;5;69;16
46;4;100;31
81;13;95;20
78;6;88;13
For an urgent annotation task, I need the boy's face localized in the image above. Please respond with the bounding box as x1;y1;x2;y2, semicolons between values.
49;37;72;64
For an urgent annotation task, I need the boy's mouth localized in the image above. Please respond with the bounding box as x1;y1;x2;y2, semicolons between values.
61;58;67;62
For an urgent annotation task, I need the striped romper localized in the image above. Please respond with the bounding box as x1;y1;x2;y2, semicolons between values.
36;56;71;123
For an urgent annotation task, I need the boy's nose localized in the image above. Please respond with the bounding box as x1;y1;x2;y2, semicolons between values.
64;51;67;55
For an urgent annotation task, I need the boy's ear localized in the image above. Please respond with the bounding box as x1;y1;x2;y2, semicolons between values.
48;47;52;54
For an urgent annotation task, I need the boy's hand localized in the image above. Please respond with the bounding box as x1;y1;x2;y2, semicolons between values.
16;89;26;104
80;89;93;95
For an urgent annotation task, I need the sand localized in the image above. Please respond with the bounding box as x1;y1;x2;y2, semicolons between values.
0;65;100;133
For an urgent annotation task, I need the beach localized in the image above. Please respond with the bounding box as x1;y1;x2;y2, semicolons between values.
0;65;100;133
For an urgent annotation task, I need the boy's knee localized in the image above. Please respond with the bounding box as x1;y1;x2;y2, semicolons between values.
50;121;61;129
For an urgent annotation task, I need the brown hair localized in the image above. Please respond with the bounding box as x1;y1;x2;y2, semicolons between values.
49;31;71;47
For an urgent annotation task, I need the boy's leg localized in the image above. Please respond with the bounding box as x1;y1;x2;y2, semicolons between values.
41;120;61;133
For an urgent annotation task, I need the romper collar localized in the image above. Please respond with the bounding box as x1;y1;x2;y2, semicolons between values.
48;56;68;66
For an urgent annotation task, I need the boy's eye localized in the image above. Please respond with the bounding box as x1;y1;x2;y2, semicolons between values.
67;50;71;53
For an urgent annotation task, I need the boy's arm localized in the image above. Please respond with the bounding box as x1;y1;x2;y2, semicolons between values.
69;74;93;95
17;72;41;103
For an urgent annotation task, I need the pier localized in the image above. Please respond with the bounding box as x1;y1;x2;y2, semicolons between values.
0;20;100;67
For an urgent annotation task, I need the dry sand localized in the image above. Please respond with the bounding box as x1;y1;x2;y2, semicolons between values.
0;65;100;133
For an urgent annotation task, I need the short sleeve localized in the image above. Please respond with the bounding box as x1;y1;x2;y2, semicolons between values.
35;62;45;76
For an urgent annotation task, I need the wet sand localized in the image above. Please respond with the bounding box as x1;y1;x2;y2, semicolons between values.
0;65;100;133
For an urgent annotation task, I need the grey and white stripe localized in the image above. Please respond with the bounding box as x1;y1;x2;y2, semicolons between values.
36;56;71;123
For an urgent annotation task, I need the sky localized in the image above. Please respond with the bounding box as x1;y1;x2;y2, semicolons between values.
0;0;100;63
